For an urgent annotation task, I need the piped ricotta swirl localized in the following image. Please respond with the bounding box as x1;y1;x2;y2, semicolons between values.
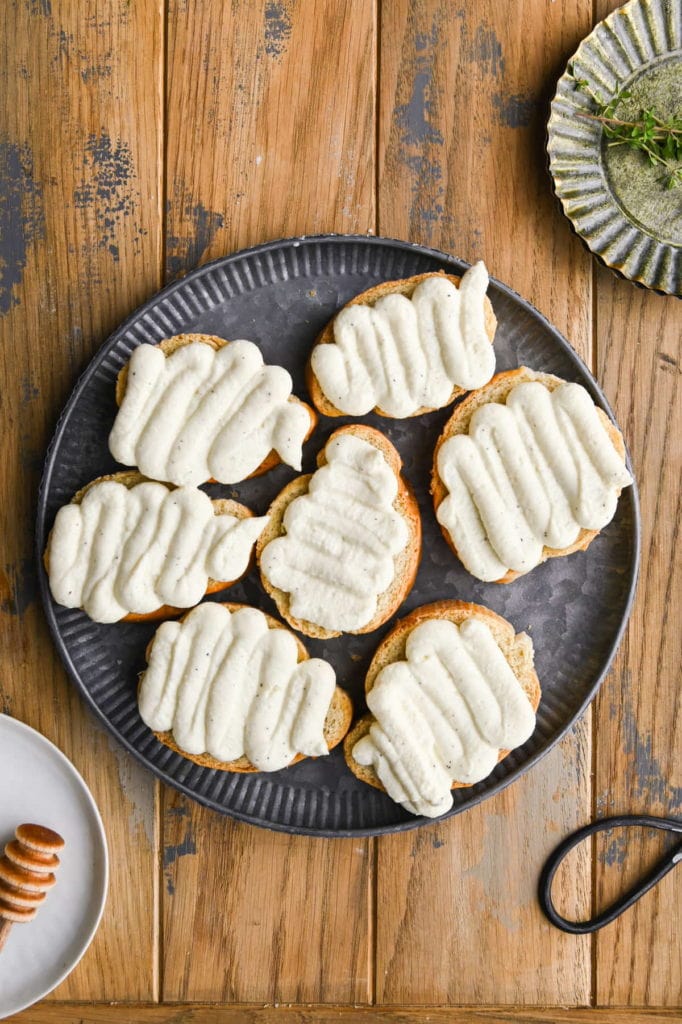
108;339;312;485
353;617;537;817
47;480;268;623
139;602;336;770
259;434;410;633
436;380;633;582
310;261;496;417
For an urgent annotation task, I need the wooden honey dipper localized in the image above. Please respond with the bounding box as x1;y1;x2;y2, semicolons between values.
0;824;65;952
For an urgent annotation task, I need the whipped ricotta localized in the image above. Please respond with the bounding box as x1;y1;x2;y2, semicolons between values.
108;339;312;485
48;480;268;623
310;261;495;417
436;380;633;582
139;602;336;770
259;434;410;633
353;617;536;817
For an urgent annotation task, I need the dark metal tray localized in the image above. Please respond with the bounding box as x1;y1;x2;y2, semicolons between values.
36;235;640;836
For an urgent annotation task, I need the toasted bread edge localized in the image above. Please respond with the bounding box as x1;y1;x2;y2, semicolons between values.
306;272;497;418
140;601;353;773
43;471;262;623
430;366;628;584
255;424;422;639
115;333;317;481
343;599;541;796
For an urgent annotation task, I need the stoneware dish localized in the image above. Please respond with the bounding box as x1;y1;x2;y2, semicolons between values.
0;715;108;1019
36;235;640;836
547;0;681;296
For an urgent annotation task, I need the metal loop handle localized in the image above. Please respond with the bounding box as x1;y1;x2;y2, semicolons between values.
539;814;682;934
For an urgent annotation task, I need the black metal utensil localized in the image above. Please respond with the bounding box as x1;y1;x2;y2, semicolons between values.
540;814;682;933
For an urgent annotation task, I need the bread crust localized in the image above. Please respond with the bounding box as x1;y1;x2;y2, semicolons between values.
306;272;497;418
43;471;262;623
430;366;628;584
141;602;353;773
343;600;541;796
115;333;317;481
255;424;422;639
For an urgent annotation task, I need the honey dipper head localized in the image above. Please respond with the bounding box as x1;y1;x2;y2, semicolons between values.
0;856;56;893
4;840;59;873
15;824;65;855
0;886;46;909
0;824;65;949
0;898;38;923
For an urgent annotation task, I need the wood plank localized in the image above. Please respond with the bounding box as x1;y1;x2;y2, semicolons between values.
10;1006;682;1024
161;0;376;1003
593;265;682;1005
165;0;376;272
590;0;681;1003
373;728;592;1004
163;791;371;1003
0;0;163;1001
378;0;594;329
375;0;595;1004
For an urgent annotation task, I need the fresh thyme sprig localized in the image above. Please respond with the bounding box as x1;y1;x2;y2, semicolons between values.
574;79;682;190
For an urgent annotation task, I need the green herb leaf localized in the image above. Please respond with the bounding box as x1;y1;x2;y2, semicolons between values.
575;81;682;189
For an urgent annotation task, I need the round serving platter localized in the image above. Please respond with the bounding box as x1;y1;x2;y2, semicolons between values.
36;235;640;836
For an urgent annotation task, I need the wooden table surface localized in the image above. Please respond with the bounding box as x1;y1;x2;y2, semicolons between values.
1;1;680;1021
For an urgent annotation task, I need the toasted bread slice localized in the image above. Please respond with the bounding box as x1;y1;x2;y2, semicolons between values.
256;424;422;640
116;333;317;480
44;471;262;622
140;602;353;773
431;366;628;584
344;600;540;796
306;271;497;418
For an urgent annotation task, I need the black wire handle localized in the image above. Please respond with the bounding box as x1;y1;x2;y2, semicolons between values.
539;814;682;934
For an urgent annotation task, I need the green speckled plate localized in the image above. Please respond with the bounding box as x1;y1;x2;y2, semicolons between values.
547;0;681;296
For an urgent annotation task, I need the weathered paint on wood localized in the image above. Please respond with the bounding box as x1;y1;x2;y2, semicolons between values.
593;265;682;1006
590;1;682;1005
1;0;679;1015
165;0;376;274
161;0;376;1004
0;0;163;1001
375;0;594;1004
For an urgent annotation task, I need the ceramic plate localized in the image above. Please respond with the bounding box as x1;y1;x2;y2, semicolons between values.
36;235;640;836
547;0;681;296
0;715;108;1019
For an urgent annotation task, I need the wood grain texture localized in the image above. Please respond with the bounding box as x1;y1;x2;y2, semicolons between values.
162;791;371;1003
591;1;682;1005
593;266;682;1006
165;0;376;276
375;0;594;1004
378;0;593;334
8;1006;682;1024
0;0;163;1001
3;0;681;1015
161;0;376;1004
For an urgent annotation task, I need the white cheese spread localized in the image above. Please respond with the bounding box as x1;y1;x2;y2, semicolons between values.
436;380;633;581
310;261;496;416
48;479;268;623
353;617;536;817
108;339;312;485
139;602;336;770
259;434;410;633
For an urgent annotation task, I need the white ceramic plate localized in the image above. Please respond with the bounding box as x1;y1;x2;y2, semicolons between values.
0;714;108;1019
